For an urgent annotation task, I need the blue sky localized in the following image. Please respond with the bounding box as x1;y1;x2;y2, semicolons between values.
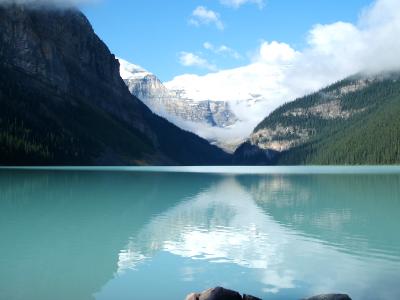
79;0;399;144
81;0;372;81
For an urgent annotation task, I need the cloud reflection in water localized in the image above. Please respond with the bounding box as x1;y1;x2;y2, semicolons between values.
100;174;400;300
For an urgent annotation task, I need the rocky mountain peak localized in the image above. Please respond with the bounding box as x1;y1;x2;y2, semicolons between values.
0;5;124;93
0;4;231;165
119;58;239;142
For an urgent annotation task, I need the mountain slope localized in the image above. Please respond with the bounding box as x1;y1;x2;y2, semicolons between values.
248;73;400;165
119;59;238;129
0;4;230;166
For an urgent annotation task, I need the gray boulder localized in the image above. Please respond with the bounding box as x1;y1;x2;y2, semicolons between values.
302;294;352;300
185;287;351;300
185;287;260;300
243;295;262;300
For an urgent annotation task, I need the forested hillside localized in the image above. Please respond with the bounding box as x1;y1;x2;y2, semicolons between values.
248;73;400;165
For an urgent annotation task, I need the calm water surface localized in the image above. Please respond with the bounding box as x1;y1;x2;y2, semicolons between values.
0;167;399;300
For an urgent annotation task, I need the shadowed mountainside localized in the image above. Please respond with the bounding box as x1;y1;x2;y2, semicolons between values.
0;4;230;166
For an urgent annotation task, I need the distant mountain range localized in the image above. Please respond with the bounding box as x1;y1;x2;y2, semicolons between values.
0;4;399;166
0;4;229;165
235;73;400;165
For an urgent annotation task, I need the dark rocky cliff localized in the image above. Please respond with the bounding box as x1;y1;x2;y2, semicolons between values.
0;4;230;165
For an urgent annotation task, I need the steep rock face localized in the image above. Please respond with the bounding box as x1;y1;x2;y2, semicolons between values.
0;4;230;165
120;59;238;129
1;6;127;105
0;5;151;135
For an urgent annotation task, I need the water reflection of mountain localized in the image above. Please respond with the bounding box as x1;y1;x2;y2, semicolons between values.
0;170;221;300
105;173;400;300
2;170;400;300
238;174;400;258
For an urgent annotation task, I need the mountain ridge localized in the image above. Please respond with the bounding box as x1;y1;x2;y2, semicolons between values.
0;4;230;166
241;72;400;165
119;58;239;131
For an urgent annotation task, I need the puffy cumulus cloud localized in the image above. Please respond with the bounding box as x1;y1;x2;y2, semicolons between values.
179;52;217;71
220;0;265;9
166;0;400;145
257;41;300;63
0;0;94;6
189;6;224;30
203;42;241;59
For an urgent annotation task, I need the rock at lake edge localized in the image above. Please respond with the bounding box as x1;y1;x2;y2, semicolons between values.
184;287;261;300
302;294;352;300
243;294;262;300
184;287;352;300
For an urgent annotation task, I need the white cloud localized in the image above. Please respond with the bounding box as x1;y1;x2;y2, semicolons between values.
179;52;216;71
167;43;295;145
203;42;214;51
220;0;265;9
0;0;93;6
257;41;299;63
166;0;400;145
203;42;241;59
189;6;224;30
169;43;294;104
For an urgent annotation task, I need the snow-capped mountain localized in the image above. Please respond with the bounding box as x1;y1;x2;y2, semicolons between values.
119;59;239;130
161;60;303;152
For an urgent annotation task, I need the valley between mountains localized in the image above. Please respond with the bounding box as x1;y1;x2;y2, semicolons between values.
0;4;399;166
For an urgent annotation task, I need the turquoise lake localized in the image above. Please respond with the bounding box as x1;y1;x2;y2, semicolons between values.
0;166;400;300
